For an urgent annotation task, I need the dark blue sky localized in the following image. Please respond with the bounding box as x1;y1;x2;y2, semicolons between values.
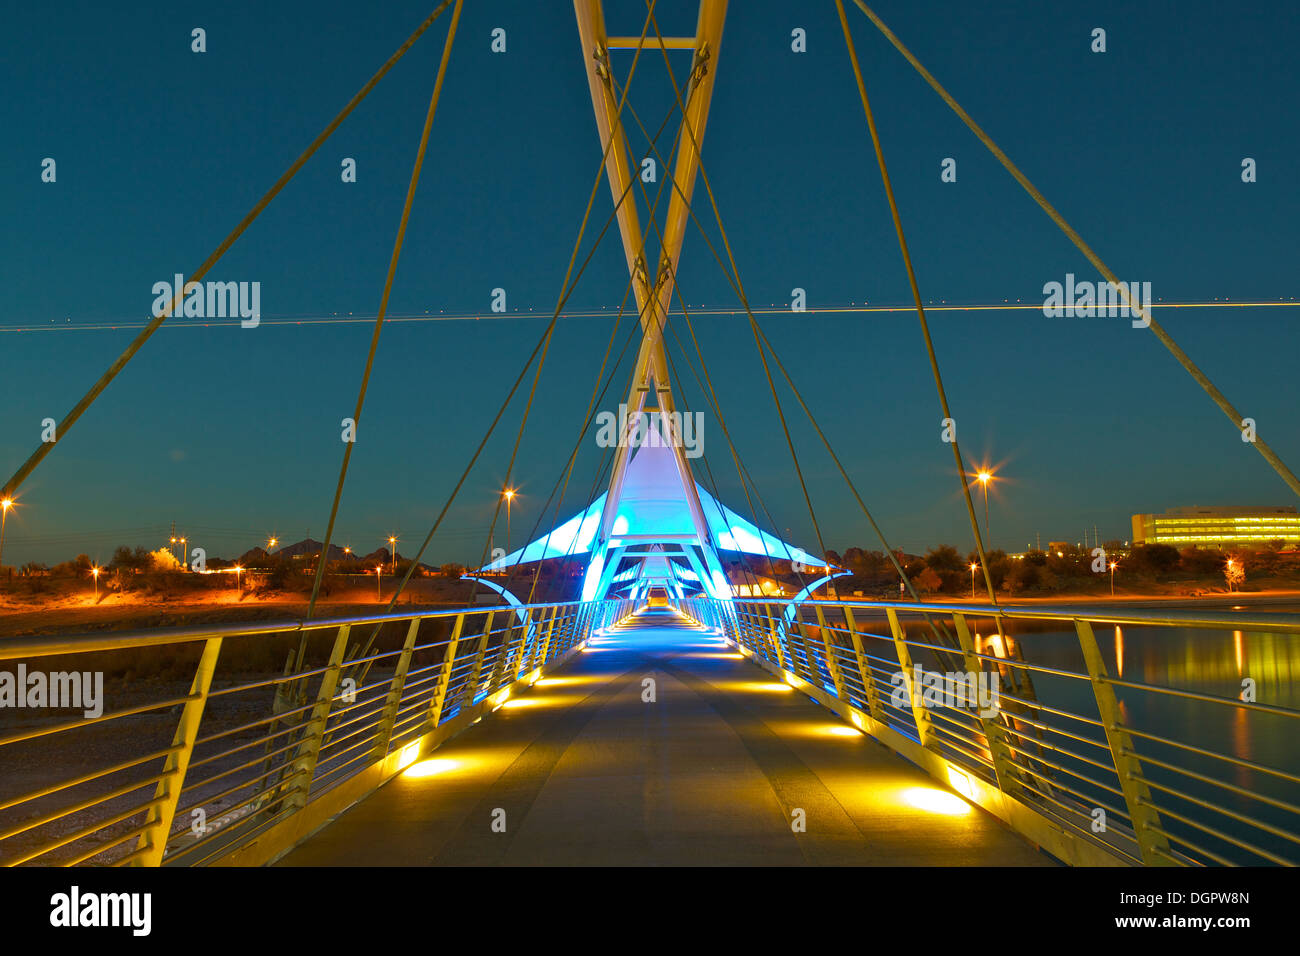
2;0;1297;567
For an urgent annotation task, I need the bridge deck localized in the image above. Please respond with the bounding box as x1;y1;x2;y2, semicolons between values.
278;609;1055;866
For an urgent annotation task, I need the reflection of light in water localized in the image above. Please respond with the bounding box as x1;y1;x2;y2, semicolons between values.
1115;626;1123;678
1233;630;1244;675
1232;704;1252;790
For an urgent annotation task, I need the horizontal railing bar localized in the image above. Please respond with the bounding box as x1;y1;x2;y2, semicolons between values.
0;744;181;814
1118;730;1300;785
1139;800;1292;866
0;693;198;748
2;794;165;867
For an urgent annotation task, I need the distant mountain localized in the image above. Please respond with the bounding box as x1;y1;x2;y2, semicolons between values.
273;538;350;562
267;539;418;567
236;546;270;566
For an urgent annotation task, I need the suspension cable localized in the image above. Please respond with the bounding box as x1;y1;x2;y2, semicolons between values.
644;7;832;576
306;0;464;618
0;1;459;502
346;7;668;663
848;0;1300;503
835;0;999;605
614;70;928;605
610;87;810;596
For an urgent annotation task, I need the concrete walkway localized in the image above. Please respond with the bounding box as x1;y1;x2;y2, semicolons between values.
278;608;1054;866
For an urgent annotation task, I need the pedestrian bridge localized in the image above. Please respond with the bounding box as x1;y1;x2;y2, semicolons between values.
2;597;1297;867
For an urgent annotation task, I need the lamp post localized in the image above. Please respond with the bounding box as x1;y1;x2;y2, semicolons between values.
267;536;277;552
503;488;516;556
91;565;101;600
234;565;243;592
388;536;397;573
969;562;978;598
180;537;187;572
0;498;12;581
1109;560;1117;596
976;471;993;544
375;565;383;601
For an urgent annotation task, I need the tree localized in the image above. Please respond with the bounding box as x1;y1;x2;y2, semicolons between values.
924;545;962;573
1225;556;1245;592
108;545;154;572
149;548;181;572
1128;544;1180;575
913;566;943;594
1180;547;1225;575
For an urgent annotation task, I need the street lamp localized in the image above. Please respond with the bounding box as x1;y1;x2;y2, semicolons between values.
234;565;243;592
969;562;978;598
267;536;277;552
0;497;13;581
1109;560;1117;596
91;565;101;600
975;470;994;544
502;488;516;556
170;535;177;563
375;565;383;601
180;537;187;572
388;536;397;573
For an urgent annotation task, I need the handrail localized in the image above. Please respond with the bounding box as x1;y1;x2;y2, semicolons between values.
0;598;589;660
677;595;1300;867
0;597;634;866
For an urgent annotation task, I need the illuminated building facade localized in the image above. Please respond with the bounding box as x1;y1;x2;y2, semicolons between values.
1131;506;1300;549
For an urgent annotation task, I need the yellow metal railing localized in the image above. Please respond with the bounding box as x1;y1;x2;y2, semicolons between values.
677;596;1300;867
0;598;632;866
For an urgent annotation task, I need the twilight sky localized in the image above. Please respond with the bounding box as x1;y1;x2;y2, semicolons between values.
2;0;1297;568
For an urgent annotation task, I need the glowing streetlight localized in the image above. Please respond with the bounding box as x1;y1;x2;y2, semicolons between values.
388;536;397;573
91;565;101;600
0;497;13;580
170;535;177;563
975;470;994;544
969;562;978;598
375;565;383;601
1109;560;1118;596
503;488;517;556
268;536;278;551
234;565;243;591
180;537;187;572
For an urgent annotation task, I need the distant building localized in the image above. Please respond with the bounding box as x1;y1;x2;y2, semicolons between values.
1131;506;1300;549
